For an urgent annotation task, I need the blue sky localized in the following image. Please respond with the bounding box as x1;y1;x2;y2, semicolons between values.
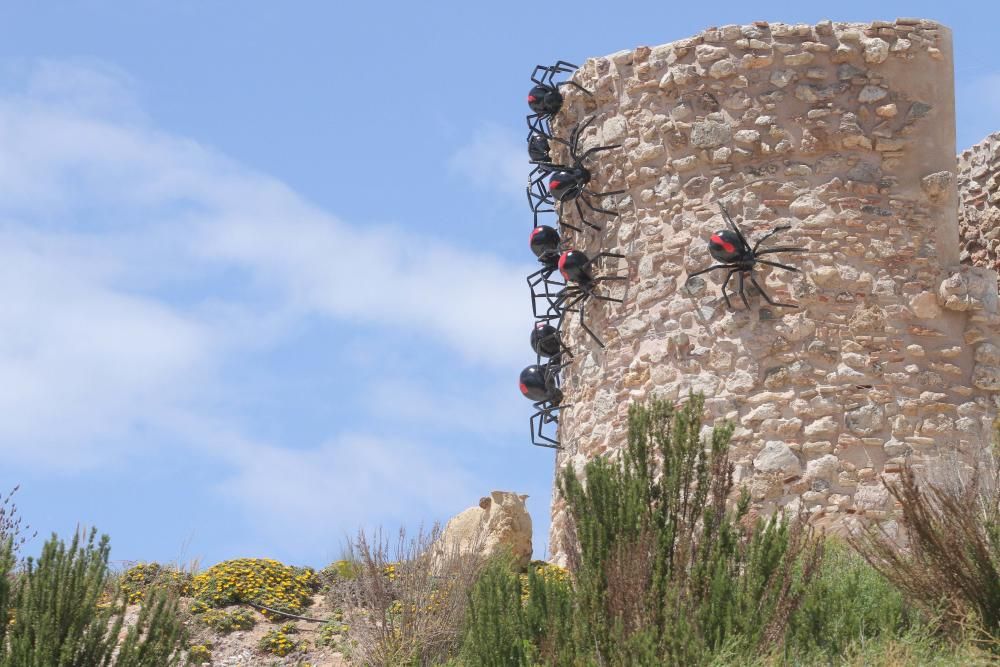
0;1;997;569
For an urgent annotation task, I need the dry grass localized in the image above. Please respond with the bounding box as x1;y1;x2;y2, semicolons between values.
850;441;1000;644
340;524;487;666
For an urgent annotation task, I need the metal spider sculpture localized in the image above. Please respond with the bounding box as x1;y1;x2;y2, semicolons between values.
685;204;807;310
552;249;627;348
526;133;590;232
538;115;626;232
527;60;591;139
519;361;566;449
527;225;568;319
531;321;572;363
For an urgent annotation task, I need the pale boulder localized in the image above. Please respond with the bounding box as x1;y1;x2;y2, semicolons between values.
436;491;532;570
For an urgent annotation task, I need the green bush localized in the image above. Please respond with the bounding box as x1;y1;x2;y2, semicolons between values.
191;558;315;620
198;608;256;633
119;562;192;604
258;623;301;657
0;528;187;667
462;395;825;665
784;540;911;660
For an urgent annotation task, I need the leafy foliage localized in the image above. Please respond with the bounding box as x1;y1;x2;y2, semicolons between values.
119;562;192;604
785;540;911;659
462;395;824;665
851;447;1000;648
191;558;315;619
0;529;187;667
197;608;256;633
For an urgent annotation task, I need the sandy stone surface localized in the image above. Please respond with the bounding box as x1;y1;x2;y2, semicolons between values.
121;597;349;667
543;20;1000;565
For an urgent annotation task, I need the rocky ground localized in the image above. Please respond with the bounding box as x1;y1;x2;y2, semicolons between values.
122;595;350;667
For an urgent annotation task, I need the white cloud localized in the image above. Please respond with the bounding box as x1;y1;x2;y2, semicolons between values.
447;123;526;202
0;57;529;526
212;432;477;551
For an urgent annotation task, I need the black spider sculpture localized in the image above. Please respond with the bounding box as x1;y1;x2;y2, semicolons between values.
527;225;570;318
519;361;566;449
527;60;591;139
526;132;590;232
531;321;572;363
551;249;627;348
685;204;807;310
538;115;626;232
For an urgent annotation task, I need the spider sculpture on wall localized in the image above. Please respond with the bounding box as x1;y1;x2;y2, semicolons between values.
527;225;569;318
526;132;579;230
537;115;625;232
685;204;807;310
531;321;572;363
519;361;566;449
553;249;627;348
527;60;591;139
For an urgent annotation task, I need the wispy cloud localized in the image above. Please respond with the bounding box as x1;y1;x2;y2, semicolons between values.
447;122;526;202
0;60;527;551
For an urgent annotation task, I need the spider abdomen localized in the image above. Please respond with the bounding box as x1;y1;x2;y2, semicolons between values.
548;167;590;202
528;85;563;115
519;364;561;404
558;249;593;284
531;323;562;358
708;229;745;263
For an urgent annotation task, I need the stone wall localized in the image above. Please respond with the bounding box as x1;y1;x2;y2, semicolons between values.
547;20;1000;564
959;132;1000;273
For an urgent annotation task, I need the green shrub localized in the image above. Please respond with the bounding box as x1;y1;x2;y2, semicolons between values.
0;528;187;667
462;395;825;666
852;452;1000;647
119;562;192;604
191;558;315;620
784;540;911;659
198;608;256;633
258;624;301;657
185;644;212;665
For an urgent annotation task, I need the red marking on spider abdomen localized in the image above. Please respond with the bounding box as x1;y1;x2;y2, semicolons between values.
711;234;736;254
527;95;536;103
549;180;560;190
519;382;529;395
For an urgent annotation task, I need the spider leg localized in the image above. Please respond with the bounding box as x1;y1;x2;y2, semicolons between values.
719;203;752;253
555;201;583;233
577;297;606;348
751;226;791;253
552;60;579;71
560;80;593;97
530;410;562;449
574;198;602;231
756;247;808;255
737;271;751;310
585;251;626;268
749;273;798;308
583;187;628;197
720;268;737;309
526;114;554;140
578;144;622;163
531;62;578;87
685;263;736;283
591;293;625;304
757;259;801;273
578;194;618;218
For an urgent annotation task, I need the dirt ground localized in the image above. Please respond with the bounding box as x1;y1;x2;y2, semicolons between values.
123;595;351;667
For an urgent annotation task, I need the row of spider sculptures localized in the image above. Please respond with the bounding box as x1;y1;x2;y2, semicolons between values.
516;62;809;450
519;62;628;449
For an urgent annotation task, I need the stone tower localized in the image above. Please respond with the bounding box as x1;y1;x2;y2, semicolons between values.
547;19;1000;563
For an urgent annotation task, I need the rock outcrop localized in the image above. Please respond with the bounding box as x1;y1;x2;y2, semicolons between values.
545;20;1000;566
437;491;532;569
